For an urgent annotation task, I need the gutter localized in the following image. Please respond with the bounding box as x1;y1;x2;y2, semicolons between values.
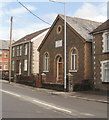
12;40;30;47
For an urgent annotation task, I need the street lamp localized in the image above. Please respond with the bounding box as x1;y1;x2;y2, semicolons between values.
49;0;67;91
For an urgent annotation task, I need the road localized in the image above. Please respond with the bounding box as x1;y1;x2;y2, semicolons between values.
0;81;108;119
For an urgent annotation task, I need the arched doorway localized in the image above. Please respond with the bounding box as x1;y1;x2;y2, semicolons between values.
56;56;63;82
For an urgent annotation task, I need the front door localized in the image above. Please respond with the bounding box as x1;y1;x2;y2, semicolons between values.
56;56;63;82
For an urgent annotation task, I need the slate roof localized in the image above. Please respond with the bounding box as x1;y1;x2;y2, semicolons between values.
0;40;10;50
12;28;49;46
91;19;109;34
60;14;102;41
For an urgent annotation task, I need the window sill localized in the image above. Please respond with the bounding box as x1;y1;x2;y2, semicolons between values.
43;71;49;73
102;82;109;84
69;70;77;73
103;51;109;54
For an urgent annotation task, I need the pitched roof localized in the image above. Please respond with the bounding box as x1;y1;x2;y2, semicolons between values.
91;19;109;34
0;40;10;50
38;14;102;51
60;14;101;41
12;28;49;46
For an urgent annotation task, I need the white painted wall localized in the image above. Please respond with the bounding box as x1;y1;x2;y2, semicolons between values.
32;34;47;74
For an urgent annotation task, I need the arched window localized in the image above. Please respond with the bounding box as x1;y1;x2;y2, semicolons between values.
44;53;49;71
71;49;77;71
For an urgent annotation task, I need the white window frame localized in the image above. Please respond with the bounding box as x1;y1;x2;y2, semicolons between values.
12;61;14;71
24;44;28;55
69;49;77;72
101;60;109;82
4;51;8;58
102;32;109;53
12;47;15;57
19;45;22;56
17;46;19;56
19;61;22;74
43;53;49;72
4;62;8;70
24;59;27;71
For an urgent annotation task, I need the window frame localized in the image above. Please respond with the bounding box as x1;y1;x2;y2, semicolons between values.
43;52;49;72
0;62;2;70
0;50;2;58
19;45;22;56
12;47;15;57
4;51;8;58
24;59;27;71
69;48;78;72
4;61;8;70
12;61;14;71
101;60;109;83
24;44;28;55
16;46;19;56
102;32;109;53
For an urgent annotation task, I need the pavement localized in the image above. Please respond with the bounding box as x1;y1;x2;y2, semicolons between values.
1;79;109;104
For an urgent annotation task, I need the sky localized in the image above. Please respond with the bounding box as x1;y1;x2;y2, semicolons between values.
0;1;108;41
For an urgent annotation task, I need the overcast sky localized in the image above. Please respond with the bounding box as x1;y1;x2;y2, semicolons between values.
0;1;107;41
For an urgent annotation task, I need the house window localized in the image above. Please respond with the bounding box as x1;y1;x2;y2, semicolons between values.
12;61;14;71
44;53;49;72
24;44;28;55
0;62;2;69
4;62;8;70
12;47;15;57
107;34;109;51
24;59;27;71
19;62;21;74
17;46;19;56
0;50;2;58
70;49;77;72
103;32;109;52
4;51;8;58
19;45;22;56
101;61;109;82
57;25;62;34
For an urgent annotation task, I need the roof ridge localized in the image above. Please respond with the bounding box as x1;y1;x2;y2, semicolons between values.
59;14;102;23
27;27;49;36
73;17;102;23
12;28;49;45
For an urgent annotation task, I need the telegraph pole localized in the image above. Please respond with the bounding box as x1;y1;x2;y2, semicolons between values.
9;16;13;83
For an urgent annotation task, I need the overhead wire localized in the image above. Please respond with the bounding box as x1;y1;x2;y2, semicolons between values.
16;0;51;26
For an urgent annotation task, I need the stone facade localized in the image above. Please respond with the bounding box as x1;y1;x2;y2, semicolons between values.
92;31;109;90
38;15;100;91
91;19;109;91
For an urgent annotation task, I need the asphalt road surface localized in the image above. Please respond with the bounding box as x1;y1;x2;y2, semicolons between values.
0;81;108;119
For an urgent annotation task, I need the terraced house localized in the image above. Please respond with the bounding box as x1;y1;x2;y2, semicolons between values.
91;19;109;91
11;28;49;83
0;40;10;71
38;14;101;91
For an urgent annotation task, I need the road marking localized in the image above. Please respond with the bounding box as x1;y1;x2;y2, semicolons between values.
80;112;95;117
33;99;72;114
0;89;21;98
0;89;95;117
